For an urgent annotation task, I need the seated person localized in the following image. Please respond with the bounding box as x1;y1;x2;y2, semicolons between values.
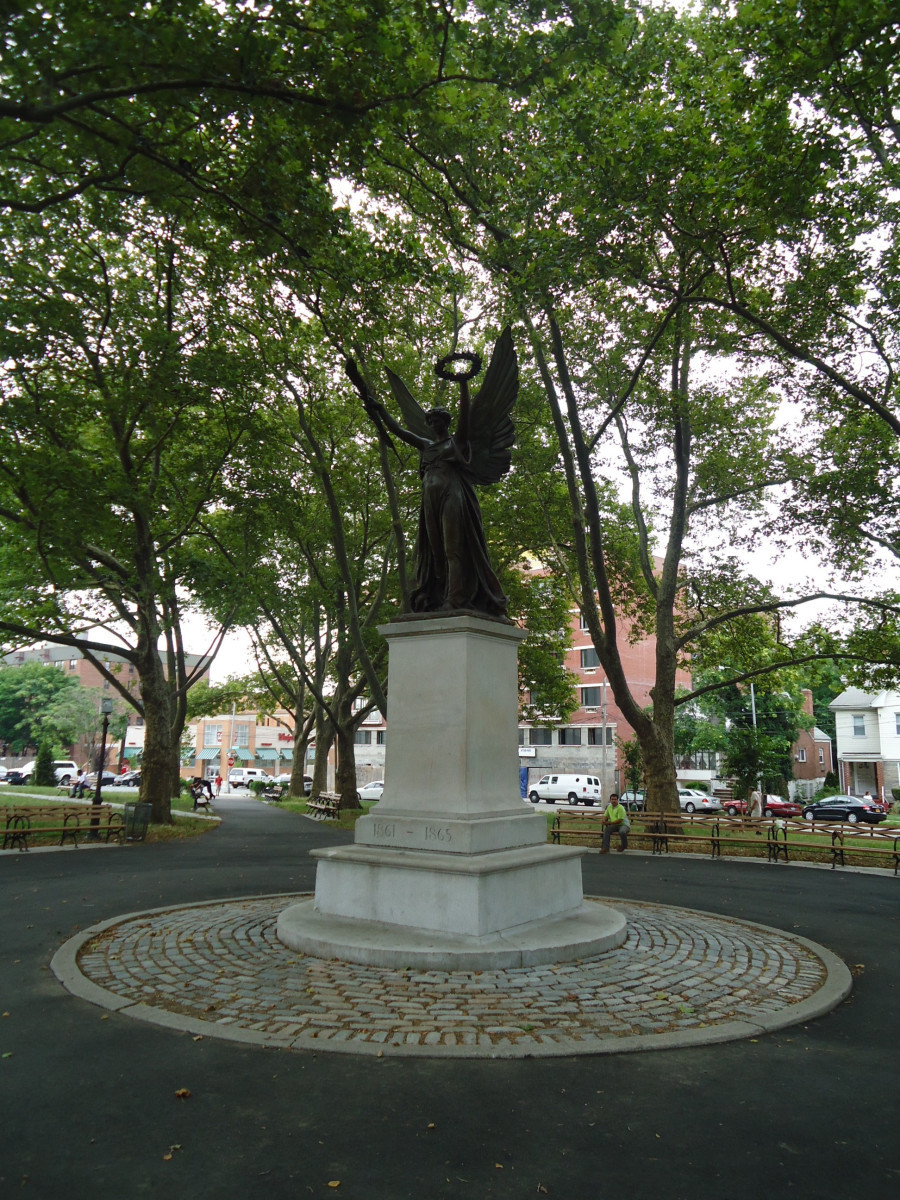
601;792;629;854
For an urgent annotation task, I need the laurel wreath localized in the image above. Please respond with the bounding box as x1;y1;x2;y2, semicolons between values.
434;351;482;382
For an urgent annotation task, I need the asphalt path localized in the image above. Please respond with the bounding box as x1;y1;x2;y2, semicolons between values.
1;795;897;1199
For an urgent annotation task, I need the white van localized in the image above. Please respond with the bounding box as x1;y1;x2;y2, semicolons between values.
15;759;79;785
228;767;273;789
528;774;602;806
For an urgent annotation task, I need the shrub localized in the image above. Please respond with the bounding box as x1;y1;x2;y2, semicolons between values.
34;742;55;786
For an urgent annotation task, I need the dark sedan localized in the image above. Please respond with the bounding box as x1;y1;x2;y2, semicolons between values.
801;794;887;825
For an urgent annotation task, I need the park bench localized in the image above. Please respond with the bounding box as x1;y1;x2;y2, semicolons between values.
2;803;125;851
261;783;289;802
635;813;723;857
826;826;900;874
306;791;342;820
550;810;721;856
188;781;214;812
551;806;900;873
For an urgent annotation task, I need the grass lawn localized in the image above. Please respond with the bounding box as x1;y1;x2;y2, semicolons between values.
256;793;373;833
1;787;217;845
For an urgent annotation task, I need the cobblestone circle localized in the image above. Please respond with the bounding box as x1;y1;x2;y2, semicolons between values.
64;894;849;1058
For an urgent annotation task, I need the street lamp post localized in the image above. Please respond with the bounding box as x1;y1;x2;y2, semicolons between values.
91;697;114;837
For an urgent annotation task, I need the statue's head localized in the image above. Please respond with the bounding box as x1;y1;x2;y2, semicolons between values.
425;407;452;434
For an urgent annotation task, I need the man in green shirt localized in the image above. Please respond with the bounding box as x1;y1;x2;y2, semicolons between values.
600;793;628;853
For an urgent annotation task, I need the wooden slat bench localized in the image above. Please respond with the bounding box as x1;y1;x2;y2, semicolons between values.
261;783;289;802
828;827;900;874
306;791;342;820
551;808;900;874
551;810;721;856
2;803;125;851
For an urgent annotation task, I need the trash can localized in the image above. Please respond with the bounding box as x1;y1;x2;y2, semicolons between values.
124;801;151;841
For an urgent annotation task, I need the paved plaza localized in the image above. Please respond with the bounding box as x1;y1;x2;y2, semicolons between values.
1;794;898;1199
56;894;846;1057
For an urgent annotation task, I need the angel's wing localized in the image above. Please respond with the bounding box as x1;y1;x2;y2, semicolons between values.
467;326;517;485
384;366;432;441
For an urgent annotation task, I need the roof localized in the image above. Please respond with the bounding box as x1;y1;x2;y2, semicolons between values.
829;688;877;710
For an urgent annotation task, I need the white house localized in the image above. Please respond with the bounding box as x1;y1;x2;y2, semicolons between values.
829;687;900;801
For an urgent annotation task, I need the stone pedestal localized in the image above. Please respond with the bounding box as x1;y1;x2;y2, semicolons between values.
277;613;626;968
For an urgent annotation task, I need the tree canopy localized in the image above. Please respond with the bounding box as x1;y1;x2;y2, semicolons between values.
1;0;898;815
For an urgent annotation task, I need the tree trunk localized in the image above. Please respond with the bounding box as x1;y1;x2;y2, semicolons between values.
640;723;680;816
310;707;332;798
334;694;361;810
138;664;177;825
334;723;361;811
289;729;312;798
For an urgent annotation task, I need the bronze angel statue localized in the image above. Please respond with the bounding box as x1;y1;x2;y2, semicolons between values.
347;328;517;618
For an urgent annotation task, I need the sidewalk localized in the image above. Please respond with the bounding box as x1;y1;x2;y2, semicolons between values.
1;794;897;1199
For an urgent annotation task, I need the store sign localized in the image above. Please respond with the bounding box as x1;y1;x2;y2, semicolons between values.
518;747;536;757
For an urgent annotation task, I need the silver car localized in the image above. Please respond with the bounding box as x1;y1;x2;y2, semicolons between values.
678;788;722;814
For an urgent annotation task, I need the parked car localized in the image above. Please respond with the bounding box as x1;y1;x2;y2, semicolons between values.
273;773;313;794
801;794;887;825
0;764;8;782
227;767;273;789
678;788;722;814
528;774;602;805
358;780;385;801
8;759;79;785
86;770;117;788
620;790;645;811
723;794;802;818
115;770;142;787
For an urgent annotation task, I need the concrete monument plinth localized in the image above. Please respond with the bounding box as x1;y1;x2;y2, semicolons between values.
277;613;626;968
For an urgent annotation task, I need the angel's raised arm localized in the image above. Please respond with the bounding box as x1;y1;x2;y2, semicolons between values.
376;402;430;450
346;358;428;451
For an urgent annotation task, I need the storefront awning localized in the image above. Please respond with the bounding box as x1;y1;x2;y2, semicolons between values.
198;747;221;761
255;747;279;760
122;747;143;759
230;748;250;761
279;749;293;761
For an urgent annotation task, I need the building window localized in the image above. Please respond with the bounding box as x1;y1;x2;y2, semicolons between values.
203;724;222;747
529;728;552;746
580;647;600;670
796;748;807;763
852;714;866;737
69;659;77;670
558;727;582;746
234;723;250;747
354;730;372;745
818;748;825;766
579;612;589;631
895;713;900;736
581;686;602;707
588;727;614;746
517;728;525;745
376;731;386;745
